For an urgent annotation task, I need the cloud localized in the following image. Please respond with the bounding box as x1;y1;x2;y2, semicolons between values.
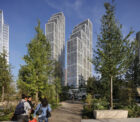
44;0;106;47
44;0;85;19
44;0;62;10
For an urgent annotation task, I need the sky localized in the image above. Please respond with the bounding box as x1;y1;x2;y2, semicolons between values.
0;0;140;81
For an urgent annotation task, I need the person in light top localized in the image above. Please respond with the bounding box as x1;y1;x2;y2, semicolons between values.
34;98;51;122
17;94;31;122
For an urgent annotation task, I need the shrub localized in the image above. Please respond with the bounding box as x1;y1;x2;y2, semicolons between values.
0;105;15;121
85;94;92;106
82;98;109;118
123;104;140;117
82;104;94;119
92;98;109;110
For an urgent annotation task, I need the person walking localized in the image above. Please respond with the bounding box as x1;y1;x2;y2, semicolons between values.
14;94;31;122
34;98;51;122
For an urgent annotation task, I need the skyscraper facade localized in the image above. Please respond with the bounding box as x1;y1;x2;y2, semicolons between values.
45;12;65;85
67;19;93;88
136;31;140;62
0;10;9;63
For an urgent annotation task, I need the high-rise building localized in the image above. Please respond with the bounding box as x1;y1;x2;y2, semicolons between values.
136;31;140;62
0;10;9;63
45;12;65;85
64;68;67;86
67;19;93;88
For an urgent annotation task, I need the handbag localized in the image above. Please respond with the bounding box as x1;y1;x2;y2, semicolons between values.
36;104;43;115
46;106;51;118
29;118;37;122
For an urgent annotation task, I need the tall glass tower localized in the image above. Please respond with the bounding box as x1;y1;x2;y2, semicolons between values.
0;10;9;63
67;19;93;88
45;12;65;85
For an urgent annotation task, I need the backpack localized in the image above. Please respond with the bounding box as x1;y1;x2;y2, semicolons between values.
36;104;43;115
46;108;51;118
14;101;25;115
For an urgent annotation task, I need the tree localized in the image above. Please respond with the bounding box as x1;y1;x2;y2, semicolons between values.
53;61;62;104
17;21;54;103
93;2;134;109
0;50;13;102
125;38;140;98
86;77;100;96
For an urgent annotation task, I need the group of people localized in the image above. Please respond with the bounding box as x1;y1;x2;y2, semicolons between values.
12;94;51;122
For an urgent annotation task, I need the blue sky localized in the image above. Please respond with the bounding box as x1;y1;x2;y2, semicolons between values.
0;0;140;80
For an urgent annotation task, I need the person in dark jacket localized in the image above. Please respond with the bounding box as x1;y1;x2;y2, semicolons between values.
11;94;31;122
27;96;34;120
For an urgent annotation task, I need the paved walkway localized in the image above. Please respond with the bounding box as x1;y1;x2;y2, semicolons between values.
49;101;83;122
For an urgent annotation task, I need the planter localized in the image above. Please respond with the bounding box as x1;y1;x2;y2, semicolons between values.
93;110;128;119
81;118;140;122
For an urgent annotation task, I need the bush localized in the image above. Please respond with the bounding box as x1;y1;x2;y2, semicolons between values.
82;98;109;119
82;105;94;119
123;104;140;117
85;94;92;106
0;105;15;121
92;98;109;110
112;102;140;118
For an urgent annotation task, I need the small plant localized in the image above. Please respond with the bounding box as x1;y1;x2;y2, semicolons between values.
85;94;92;106
0;105;16;121
82;98;109;119
124;104;140;117
92;98;109;110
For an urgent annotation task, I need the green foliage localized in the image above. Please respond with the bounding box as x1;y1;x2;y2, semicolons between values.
82;105;94;119
86;77;101;96
94;2;133;77
83;98;109;119
125;38;140;90
0;50;13;101
17;21;63;105
93;2;134;108
115;103;140;118
119;87;135;105
124;104;140;117
83;98;140;118
53;61;63;103
60;86;70;101
0;105;15;121
92;98;109;110
85;94;92;106
84;1;140;118
17;21;55;103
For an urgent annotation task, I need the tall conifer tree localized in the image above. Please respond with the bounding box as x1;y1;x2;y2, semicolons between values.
17;21;54;103
0;50;13;101
94;2;134;109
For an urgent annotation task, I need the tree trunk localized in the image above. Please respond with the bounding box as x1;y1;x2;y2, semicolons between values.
56;93;58;104
35;91;38;104
1;86;4;102
110;76;113;109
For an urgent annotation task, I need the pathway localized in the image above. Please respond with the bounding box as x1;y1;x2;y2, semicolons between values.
49;101;83;122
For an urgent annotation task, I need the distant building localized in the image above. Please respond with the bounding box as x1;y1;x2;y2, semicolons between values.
0;10;9;63
136;32;140;62
64;68;67;86
67;19;93;88
45;12;65;85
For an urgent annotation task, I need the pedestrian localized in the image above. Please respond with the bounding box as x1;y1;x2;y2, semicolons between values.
34;97;51;122
28;96;34;120
12;94;31;122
